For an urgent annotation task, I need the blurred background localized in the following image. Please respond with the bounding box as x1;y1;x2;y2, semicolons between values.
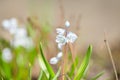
0;0;120;80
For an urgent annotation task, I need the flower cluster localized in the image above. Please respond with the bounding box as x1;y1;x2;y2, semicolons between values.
2;18;34;49
1;18;34;63
50;21;78;64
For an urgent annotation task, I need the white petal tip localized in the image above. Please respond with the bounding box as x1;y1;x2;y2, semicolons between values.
50;57;58;64
65;20;70;27
57;52;63;59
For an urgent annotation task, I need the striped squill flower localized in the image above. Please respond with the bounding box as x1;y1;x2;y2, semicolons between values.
50;20;78;64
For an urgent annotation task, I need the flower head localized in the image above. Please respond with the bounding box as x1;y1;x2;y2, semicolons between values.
2;48;12;63
2;18;18;34
50;57;58;64
50;52;63;65
66;32;78;43
55;21;78;48
2;18;34;49
11;37;33;49
14;27;27;39
2;20;10;30
56;35;66;45
50;20;78;64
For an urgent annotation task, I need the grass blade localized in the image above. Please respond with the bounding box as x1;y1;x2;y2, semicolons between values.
52;67;61;80
38;70;43;80
91;71;104;80
28;63;32;80
68;56;79;79
74;45;92;80
38;42;55;79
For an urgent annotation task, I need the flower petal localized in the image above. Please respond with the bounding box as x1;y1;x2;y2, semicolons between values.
56;52;63;59
58;43;63;50
56;35;66;45
66;32;78;43
2;48;12;63
50;57;58;64
56;28;65;35
65;20;70;27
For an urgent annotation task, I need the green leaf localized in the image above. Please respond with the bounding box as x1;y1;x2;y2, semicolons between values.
28;63;32;80
91;71;104;80
38;70;43;80
38;42;55;79
38;70;48;80
68;56;79;79
74;45;92;80
52;67;61;80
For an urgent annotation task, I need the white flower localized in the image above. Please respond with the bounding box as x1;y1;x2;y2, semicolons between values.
11;37;33;49
2;19;10;30
50;57;58;64
57;43;63;50
65;20;70;27
2;48;12;63
11;38;25;48
56;52;63;59
9;27;17;34
2;18;18;34
56;28;65;35
25;37;34;49
14;27;27;39
66;32;78;43
10;18;18;28
56;26;78;50
56;32;78;45
56;35;66;45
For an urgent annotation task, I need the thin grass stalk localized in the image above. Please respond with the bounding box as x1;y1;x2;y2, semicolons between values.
61;44;67;80
28;63;32;80
68;42;75;65
68;42;76;78
104;31;118;80
65;74;71;80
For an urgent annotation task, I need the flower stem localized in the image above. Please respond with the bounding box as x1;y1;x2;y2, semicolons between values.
68;42;75;64
61;44;67;80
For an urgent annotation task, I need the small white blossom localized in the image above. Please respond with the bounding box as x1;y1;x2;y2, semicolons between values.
2;18;18;34
56;28;65;35
11;38;25;48
2;20;10;30
10;18;18;28
14;27;27;39
65;20;70;27
56;22;78;50
66;32;78;43
11;37;33;49
25;37;34;49
2;48;12;63
50;57;58;64
2;18;34;50
56;32;78;46
57;43;63;50
56;52;63;59
56;35;66;45
9;27;17;34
